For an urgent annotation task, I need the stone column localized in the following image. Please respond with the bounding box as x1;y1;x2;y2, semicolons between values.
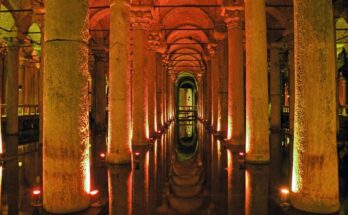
6;38;19;135
156;54;163;129
43;0;90;213
108;0;132;163
0;43;6;144
289;46;295;134
130;8;152;144
269;44;283;131
245;0;269;163
93;51;107;131
197;74;203;118
217;39;228;137
224;9;245;144
39;25;45;145
147;30;161;136
290;0;339;213
169;73;176;120
208;43;218;129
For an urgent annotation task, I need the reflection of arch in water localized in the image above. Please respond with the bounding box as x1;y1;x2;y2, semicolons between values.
175;122;198;162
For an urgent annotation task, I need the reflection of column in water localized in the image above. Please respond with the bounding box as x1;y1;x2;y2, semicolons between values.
133;147;147;215
245;165;270;215
108;165;132;215
227;149;245;215
0;166;2;213
5;136;19;214
90;132;107;192
269;133;283;189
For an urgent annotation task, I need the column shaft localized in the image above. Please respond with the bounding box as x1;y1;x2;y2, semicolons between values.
270;47;281;131
43;0;90;212
94;53;107;130
218;39;228;136
147;51;156;136
225;10;245;144
156;54;163;129
291;0;339;213
6;40;19;135
245;0;269;163
108;0;132;163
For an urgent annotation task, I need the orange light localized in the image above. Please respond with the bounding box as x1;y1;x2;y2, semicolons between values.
100;153;106;158
90;190;99;196
280;188;289;194
33;189;41;196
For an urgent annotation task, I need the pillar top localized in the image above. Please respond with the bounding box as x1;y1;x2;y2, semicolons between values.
222;8;244;30
130;8;154;30
207;43;217;57
147;30;166;53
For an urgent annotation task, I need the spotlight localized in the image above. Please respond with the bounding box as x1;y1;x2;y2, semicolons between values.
31;188;42;207
280;188;290;207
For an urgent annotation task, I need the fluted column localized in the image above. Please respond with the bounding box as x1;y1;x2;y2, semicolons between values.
290;0;339;213
224;8;245;144
93;51;107;131
130;9;152;144
269;44;283;131
245;0;269;163
108;0;132;163
43;0;90;212
6;38;19;135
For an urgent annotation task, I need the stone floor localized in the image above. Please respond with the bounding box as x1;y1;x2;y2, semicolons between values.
1;120;348;214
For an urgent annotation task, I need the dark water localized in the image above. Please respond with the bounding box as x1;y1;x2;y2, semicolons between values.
1;121;348;214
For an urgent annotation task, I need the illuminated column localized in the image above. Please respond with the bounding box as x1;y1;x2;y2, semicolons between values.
291;0;339;213
39;24;45;145
6;38;19;135
205;60;212;123
169;73;176;119
94;51;107;131
108;0;132;163
269;44;283;131
197;74;203;118
245;0;269;163
156;54;163;129
147;30;162;135
217;38;228;135
130;9;152;144
43;0;90;212
208;43;218;129
288;44;295;134
224;8;245;144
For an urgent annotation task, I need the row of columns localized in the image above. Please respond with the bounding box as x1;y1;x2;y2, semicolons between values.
202;1;339;213
35;0;340;213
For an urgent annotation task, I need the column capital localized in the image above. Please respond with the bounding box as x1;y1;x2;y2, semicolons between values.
130;8;153;30
207;43;218;58
0;40;8;56
222;8;244;30
147;30;166;53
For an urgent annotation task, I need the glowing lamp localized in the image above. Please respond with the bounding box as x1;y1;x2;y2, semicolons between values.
31;188;42;207
135;152;140;157
100;153;106;158
18;162;22;167
239;152;245;160
134;152;140;170
280;188;290;206
32;189;41;196
90;190;99;196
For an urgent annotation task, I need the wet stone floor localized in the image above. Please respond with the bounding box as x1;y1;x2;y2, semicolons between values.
1;120;348;214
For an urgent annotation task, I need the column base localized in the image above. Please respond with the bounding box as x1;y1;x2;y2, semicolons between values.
44;203;90;215
107;151;132;164
290;192;339;214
